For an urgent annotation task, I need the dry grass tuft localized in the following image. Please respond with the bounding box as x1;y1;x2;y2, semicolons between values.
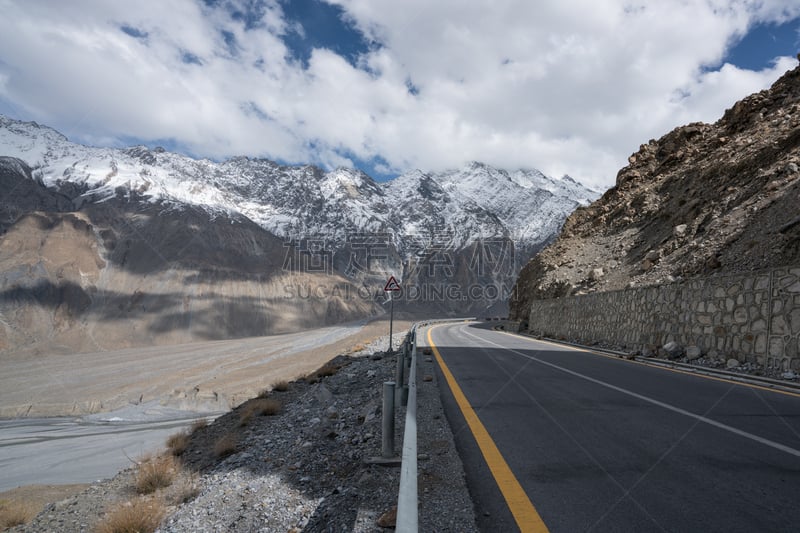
316;364;339;377
0;499;39;529
303;362;340;384
94;497;166;533
238;408;254;427
165;431;189;456
170;474;201;505
190;418;208;433
135;455;179;495
251;398;281;416
239;398;281;426
271;379;290;392
213;433;238;458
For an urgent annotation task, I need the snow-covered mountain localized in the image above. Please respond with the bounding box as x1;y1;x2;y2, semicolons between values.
0;115;598;354
0;115;597;258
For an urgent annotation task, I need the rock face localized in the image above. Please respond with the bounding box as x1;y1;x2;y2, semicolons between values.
511;65;800;319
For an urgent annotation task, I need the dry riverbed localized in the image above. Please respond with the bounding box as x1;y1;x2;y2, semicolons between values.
0;319;410;418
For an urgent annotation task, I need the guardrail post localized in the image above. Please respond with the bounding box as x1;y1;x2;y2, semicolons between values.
382;381;396;458
395;345;405;392
401;335;415;407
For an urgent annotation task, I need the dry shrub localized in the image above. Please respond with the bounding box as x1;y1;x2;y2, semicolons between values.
190;418;208;432
0;499;38;529
351;343;366;353
166;431;189;456
170;474;200;505
94;497;166;533
251;398;281;416
213;433;237;458
239;398;281;426
271;380;290;392
316;364;339;377
135;455;179;495
238;408;254;427
303;363;339;384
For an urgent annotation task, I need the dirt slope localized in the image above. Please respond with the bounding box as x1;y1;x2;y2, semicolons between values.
511;64;800;318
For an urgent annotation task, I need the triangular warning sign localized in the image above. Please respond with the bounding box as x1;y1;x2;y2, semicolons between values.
384;275;401;292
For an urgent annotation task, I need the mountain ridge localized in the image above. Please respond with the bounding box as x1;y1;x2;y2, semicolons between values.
0;116;597;354
0;114;597;254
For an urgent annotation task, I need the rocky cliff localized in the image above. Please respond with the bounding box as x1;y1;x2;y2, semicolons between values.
511;64;800;319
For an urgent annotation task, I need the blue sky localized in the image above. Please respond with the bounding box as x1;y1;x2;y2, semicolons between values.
281;0;372;68
725;18;800;70
1;1;799;189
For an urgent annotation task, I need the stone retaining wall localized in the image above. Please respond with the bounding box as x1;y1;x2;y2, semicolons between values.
527;265;800;370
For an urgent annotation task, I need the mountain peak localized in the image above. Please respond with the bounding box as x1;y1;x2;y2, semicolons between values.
0;113;599;263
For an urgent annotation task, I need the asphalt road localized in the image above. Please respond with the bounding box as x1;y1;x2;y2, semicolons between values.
426;322;800;533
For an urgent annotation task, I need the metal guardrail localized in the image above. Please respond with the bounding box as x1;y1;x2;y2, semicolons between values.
396;325;418;533
394;318;475;533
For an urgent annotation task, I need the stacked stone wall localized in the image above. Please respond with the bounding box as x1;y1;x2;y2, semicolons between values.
527;266;800;370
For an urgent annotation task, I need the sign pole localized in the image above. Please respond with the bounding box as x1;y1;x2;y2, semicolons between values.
383;275;401;354
388;290;394;353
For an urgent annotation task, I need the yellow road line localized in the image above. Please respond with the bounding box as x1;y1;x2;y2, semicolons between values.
500;331;800;400
427;326;549;533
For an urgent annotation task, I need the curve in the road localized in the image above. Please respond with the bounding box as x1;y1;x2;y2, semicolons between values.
428;321;800;533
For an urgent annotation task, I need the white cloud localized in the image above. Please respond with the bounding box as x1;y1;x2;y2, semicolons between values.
0;0;799;190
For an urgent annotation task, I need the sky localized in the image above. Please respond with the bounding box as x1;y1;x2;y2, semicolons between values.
1;1;799;190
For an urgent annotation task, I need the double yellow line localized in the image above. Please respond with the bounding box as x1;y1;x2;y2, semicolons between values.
427;326;549;533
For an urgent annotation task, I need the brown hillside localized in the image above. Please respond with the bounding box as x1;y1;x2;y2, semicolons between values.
0;160;379;355
511;64;800;319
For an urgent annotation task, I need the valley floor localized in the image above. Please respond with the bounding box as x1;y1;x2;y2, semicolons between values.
0;319;410;419
0;319;407;495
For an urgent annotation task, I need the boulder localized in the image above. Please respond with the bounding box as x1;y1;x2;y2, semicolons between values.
314;384;334;405
663;341;683;359
726;358;740;369
358;400;380;424
685;346;702;361
589;268;605;281
377;507;397;528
